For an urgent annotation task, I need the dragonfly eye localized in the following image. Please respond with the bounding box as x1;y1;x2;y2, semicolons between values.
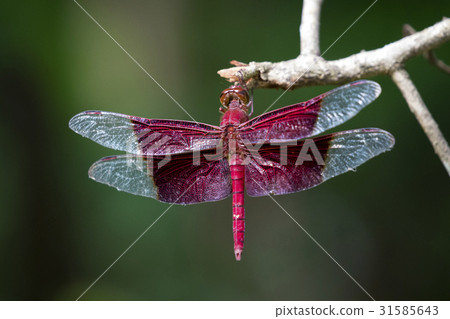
234;89;249;105
220;91;231;107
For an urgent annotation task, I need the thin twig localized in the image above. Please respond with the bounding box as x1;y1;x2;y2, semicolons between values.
403;24;450;74
391;69;450;176
299;0;323;56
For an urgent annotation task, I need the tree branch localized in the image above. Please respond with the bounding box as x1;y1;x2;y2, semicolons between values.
391;69;450;175
299;0;323;56
218;18;450;89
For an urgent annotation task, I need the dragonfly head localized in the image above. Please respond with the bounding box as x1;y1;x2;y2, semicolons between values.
219;85;250;114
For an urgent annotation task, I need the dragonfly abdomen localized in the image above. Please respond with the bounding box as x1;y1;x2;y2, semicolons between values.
230;161;245;261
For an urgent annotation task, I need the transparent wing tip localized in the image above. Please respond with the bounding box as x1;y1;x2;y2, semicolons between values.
373;128;395;149
68;110;102;135
350;79;382;101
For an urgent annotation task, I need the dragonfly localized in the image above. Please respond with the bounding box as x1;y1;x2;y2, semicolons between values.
69;79;394;261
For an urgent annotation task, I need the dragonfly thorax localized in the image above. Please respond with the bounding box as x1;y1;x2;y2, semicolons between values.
220;108;249;127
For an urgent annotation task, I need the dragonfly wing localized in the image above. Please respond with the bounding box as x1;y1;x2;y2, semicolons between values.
245;128;394;196
89;149;231;204
69;111;222;155
239;80;381;143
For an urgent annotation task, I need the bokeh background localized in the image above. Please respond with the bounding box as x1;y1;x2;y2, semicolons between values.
1;0;449;300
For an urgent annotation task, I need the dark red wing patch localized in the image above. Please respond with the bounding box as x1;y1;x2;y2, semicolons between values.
151;149;230;204
245;136;330;196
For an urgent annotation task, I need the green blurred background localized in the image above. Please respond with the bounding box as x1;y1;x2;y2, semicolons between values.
0;0;449;300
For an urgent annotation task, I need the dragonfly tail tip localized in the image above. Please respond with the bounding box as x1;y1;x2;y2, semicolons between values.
234;248;242;261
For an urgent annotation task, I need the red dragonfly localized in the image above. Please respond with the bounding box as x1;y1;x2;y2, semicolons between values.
69;80;394;261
